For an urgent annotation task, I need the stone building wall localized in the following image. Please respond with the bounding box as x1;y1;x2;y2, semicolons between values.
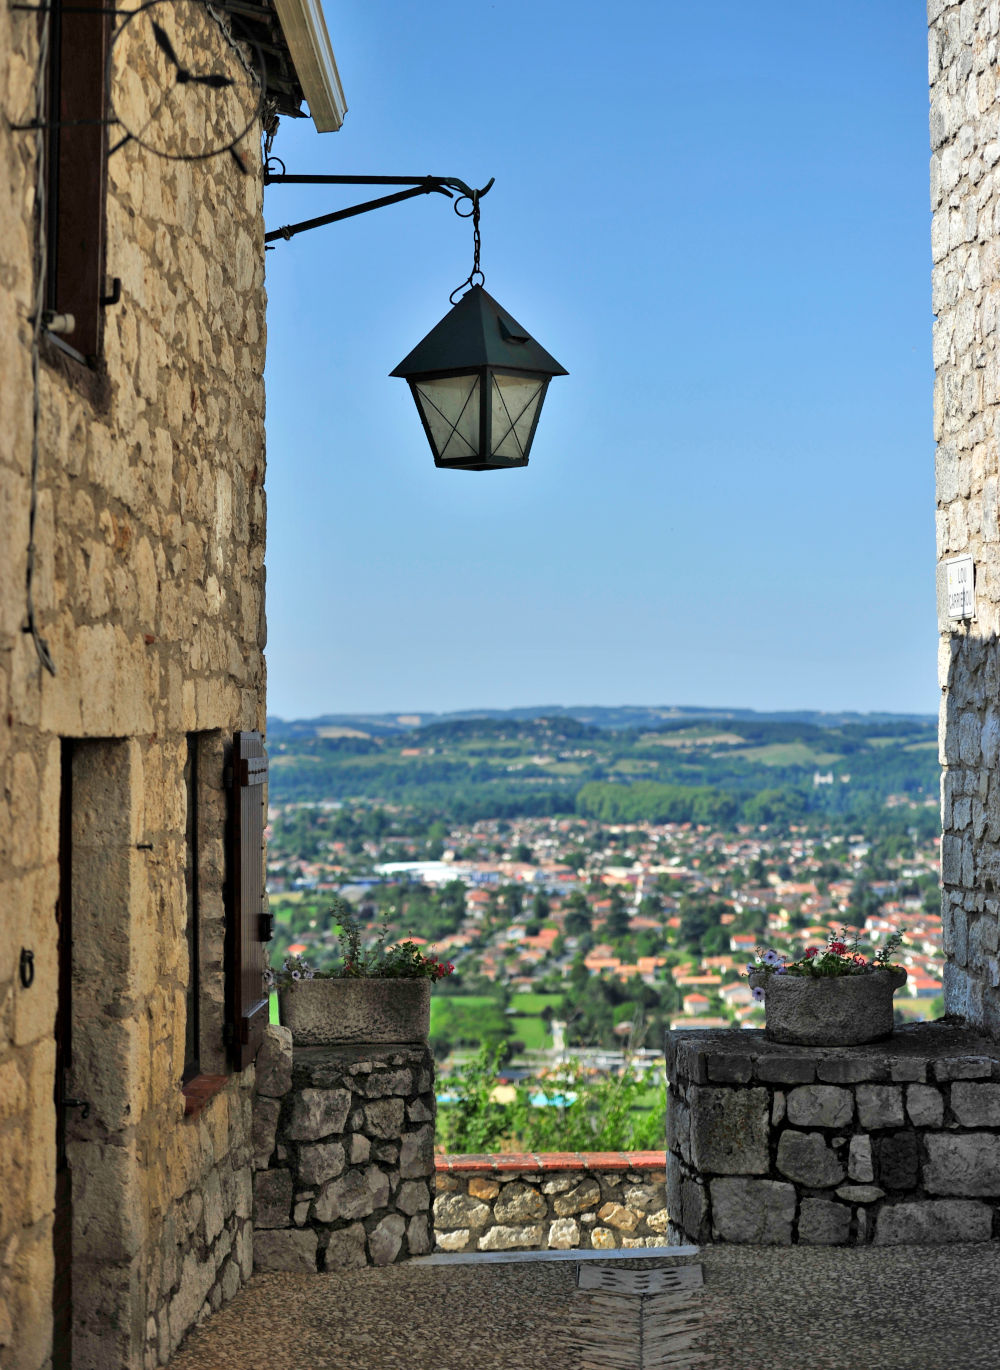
931;0;1000;1035
0;3;269;1365
433;1152;668;1253
251;1028;436;1270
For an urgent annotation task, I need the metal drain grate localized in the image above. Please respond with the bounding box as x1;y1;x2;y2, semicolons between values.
566;1265;716;1370
576;1264;704;1295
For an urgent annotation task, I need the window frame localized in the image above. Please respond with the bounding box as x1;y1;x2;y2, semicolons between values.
44;0;111;366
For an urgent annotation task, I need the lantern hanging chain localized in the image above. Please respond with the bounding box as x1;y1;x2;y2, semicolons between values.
450;190;485;304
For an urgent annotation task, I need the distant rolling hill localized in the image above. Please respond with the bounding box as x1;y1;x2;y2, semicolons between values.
264;707;939;828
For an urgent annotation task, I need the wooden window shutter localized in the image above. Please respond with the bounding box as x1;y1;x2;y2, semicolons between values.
228;731;271;1069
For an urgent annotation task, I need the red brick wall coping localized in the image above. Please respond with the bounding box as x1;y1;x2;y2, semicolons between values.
435;1151;667;1175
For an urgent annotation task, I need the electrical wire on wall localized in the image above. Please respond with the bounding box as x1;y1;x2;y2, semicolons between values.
26;1;57;677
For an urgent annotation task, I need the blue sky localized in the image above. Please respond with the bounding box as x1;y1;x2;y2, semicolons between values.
262;1;934;721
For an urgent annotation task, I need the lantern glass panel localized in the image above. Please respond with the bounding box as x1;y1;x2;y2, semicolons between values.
490;372;546;461
414;374;481;462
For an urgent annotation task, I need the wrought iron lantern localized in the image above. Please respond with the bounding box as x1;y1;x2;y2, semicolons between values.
262;167;566;469
390;285;567;471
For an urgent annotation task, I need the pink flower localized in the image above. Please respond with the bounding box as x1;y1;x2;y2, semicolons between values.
804;947;818;959
829;940;847;955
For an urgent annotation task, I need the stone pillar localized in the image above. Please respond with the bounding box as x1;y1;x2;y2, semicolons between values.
251;1027;435;1270
668;1025;1000;1246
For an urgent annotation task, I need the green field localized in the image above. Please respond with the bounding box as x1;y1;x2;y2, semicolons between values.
508;1016;552;1050
736;742;843;767
509;993;563;1014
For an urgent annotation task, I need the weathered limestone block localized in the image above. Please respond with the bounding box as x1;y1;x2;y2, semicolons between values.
848;1135;874;1183
924;1133;1000;1195
816;1057;889;1085
906;1084;945;1128
835;1185;884;1203
689;1087;769;1174
297;1141;345;1187
888;1057;925;1083
255;1026;293;1098
323;1223;367;1269
399;1125;434;1179
590;1227;616;1250
757;1056;816;1085
313;1167;388;1223
368;1214;406;1266
167;1251;215;1353
494;1183;546;1223
349;1135;371;1165
647;1209;673;1234
950;1082;1000;1125
542;1176;577;1194
553;1179;601;1216
624;1183;660;1211
364;1097;405;1139
798;1199;851;1245
435;1228;471;1252
407;1214;432;1255
705;1054;753;1084
468;1177;500;1200
875;1201;993;1245
478;1224;544;1250
548;1218;581;1249
855;1085;905;1130
203;1171;224;1245
434;1193;491;1229
285;1088;351;1141
785;1086;853;1129
253;1171;292;1229
396;1181;430;1216
596;1202;639;1233
252;1096;280;1170
710;1178;796;1245
776;1131;844;1188
666;1094;691;1164
253;1229;318;1273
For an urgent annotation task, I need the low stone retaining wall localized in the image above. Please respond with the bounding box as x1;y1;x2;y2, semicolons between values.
433;1151;668;1252
668;1022;1000;1246
251;1027;435;1270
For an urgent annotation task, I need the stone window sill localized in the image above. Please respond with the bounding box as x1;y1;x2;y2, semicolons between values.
182;1074;229;1119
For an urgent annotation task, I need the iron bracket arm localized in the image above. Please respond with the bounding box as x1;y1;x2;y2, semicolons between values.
262;172;495;245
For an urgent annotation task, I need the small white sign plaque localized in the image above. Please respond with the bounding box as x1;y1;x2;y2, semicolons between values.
946;554;976;619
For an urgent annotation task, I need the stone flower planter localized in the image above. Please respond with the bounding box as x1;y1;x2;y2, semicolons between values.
748;968;907;1046
277;977;431;1046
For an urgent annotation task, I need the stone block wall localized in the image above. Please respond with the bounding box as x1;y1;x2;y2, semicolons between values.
930;0;1000;1036
668;1025;1000;1245
433;1151;668;1252
251;1028;436;1270
142;1078;255;1366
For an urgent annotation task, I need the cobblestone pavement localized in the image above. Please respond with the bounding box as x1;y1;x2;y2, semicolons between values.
168;1243;1000;1370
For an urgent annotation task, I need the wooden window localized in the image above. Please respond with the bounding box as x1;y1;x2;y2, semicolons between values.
227;731;271;1070
46;0;110;362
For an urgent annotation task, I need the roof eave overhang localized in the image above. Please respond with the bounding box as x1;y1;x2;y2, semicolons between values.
271;0;347;132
